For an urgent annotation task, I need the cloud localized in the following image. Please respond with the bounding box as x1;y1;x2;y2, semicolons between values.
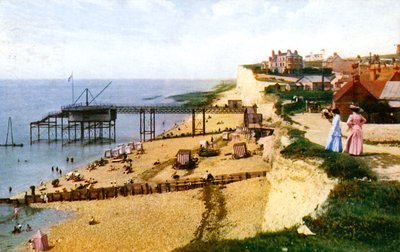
0;0;399;78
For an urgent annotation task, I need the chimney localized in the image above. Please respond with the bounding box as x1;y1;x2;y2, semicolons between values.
370;68;377;80
333;52;337;57
272;50;275;56
294;50;298;54
397;44;400;55
278;50;281;55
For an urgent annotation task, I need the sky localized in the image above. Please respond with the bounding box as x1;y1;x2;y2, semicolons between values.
0;0;399;79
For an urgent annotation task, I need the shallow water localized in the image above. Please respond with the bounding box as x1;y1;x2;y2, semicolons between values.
0;78;218;250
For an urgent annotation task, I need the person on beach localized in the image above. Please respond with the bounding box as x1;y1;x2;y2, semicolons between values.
325;108;342;152
26;224;32;232
66;157;69;162
344;105;367;156
13;206;19;219
9;186;12;194
51;166;54;172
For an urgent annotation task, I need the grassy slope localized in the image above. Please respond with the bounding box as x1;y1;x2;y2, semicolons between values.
175;94;400;252
167;81;236;107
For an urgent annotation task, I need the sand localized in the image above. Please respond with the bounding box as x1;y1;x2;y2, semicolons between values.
21;85;399;251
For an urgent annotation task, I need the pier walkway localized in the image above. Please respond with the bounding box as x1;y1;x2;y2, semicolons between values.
30;104;246;144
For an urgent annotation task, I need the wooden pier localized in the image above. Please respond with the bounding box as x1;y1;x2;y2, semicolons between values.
30;104;245;144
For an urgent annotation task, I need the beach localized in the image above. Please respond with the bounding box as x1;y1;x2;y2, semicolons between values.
16;85;400;251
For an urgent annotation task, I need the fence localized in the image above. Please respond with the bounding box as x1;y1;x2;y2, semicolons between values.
19;170;268;204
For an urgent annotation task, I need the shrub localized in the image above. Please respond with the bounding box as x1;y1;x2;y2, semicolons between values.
52;179;60;187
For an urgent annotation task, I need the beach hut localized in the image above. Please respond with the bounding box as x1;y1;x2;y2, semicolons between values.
135;142;143;151
118;144;126;155
176;149;191;166
104;149;112;158
128;142;135;150
199;140;208;149
233;142;248;159
231;133;240;142
222;132;229;141
32;230;49;252
124;145;132;154
111;148;119;157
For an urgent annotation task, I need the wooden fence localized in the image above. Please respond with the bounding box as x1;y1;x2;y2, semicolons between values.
2;170;267;205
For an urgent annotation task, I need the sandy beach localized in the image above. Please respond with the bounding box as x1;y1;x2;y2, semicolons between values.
19;85;400;251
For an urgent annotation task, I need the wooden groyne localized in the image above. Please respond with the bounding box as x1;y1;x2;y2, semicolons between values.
20;170;267;204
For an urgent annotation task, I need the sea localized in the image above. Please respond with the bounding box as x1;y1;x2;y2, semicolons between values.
0;79;219;250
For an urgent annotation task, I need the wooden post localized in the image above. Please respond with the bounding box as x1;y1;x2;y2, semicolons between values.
202;109;206;136
192;109;195;137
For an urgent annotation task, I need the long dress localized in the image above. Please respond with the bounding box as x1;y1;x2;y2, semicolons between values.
344;112;367;155
325;114;342;152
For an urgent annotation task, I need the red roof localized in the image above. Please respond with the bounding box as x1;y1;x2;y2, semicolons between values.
334;79;387;101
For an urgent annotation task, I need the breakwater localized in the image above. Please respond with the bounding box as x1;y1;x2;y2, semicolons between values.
9;170;267;205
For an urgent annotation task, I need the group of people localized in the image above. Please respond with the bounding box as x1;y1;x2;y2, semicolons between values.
12;223;32;234
325;104;367;156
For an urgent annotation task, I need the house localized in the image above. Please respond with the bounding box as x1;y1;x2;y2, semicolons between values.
304;52;323;62
296;75;335;90
379;80;400;114
285;82;303;91
268;49;303;74
332;75;400;122
323;52;355;74
227;100;242;108
244;106;262;128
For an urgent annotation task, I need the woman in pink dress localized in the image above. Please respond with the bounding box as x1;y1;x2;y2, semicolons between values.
344;105;367;155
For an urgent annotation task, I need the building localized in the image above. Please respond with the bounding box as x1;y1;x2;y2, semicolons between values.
268;49;303;74
304;52;323;62
333;74;400;122
323;52;355;74
296;75;335;90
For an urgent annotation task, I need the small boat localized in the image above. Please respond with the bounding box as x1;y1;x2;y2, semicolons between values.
0;117;23;147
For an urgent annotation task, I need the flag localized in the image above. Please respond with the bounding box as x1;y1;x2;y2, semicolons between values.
68;73;73;82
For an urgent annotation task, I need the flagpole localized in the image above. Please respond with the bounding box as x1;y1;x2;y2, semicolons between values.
72;72;74;104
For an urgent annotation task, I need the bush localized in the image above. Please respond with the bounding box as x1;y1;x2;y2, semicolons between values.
281;128;376;181
52;179;60;187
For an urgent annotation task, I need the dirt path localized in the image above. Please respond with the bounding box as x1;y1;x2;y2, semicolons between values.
192;184;227;242
292;113;400;180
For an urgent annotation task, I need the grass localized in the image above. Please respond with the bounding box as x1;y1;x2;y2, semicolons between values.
176;90;399;251
176;181;400;252
282;128;376;181
168;81;236;107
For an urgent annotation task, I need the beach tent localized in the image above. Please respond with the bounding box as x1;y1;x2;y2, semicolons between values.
176;149;191;166
233;142;247;159
124;145;132;154
111;148;119;157
222;132;229;141
104;149;112;158
135;142;143;151
231;133;240;142
128;142;135;149
199;140;208;149
32;230;48;251
118;144;126;155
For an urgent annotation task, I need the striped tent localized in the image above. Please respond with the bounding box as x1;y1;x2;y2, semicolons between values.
231;133;240;142
233;142;247;158
176;149;191;166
